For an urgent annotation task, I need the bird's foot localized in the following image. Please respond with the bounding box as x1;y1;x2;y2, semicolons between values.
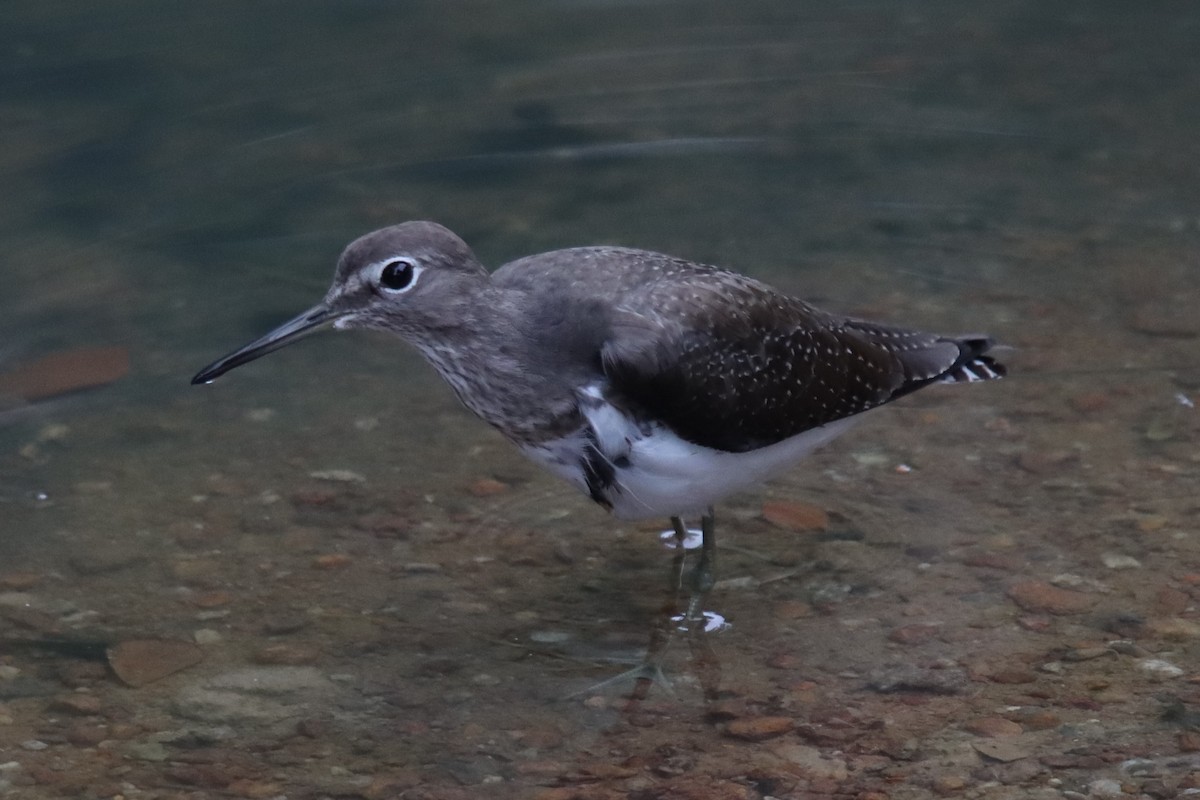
564;659;675;702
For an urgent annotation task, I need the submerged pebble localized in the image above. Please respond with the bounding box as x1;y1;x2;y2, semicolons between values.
1101;553;1142;570
1137;658;1184;678
1007;580;1097;615
108;639;205;687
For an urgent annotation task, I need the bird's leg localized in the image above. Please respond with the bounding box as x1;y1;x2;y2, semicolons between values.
631;510;724;703
622;515;691;703
683;507;717;607
569;514;724;704
668;515;691;584
681;507;722;700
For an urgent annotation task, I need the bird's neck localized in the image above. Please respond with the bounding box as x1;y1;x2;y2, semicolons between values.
407;288;577;443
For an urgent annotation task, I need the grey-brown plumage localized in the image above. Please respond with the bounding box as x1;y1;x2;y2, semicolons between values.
193;221;1004;521
192;220;1005;689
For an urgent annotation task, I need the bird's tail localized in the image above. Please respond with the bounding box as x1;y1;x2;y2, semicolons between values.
940;337;1007;384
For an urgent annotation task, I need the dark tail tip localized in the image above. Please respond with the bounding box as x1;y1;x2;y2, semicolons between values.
945;337;1006;383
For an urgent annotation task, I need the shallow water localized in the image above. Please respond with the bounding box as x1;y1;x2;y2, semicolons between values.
2;2;1199;798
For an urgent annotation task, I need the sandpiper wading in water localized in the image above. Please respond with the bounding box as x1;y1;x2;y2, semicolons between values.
193;221;1005;693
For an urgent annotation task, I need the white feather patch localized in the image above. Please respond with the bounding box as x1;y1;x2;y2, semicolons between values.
522;382;863;520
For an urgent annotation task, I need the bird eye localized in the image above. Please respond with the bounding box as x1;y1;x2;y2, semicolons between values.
379;259;418;292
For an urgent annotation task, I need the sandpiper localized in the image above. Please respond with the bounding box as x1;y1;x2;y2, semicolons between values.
193;221;1004;613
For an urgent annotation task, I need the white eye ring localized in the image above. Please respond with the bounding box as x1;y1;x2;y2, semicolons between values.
378;258;422;293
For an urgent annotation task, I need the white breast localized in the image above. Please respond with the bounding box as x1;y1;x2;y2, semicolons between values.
520;383;862;521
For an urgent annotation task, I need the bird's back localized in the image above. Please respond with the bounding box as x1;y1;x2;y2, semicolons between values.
493;246;1003;454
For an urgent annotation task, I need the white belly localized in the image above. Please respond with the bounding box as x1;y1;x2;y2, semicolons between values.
519;385;862;521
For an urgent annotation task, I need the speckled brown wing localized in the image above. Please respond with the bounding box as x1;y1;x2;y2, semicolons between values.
600;271;1000;453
